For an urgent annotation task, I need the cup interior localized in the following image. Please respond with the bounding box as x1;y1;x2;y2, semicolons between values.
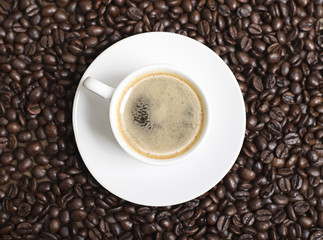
109;64;210;166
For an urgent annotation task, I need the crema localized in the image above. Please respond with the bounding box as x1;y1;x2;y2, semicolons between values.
117;72;204;159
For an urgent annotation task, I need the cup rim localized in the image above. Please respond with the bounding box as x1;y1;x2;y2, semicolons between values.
109;63;210;166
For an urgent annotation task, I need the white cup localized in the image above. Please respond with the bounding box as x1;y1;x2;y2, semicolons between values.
83;64;210;165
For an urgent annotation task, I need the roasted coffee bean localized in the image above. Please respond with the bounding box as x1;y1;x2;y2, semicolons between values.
239;168;256;181
224;174;238;192
283;133;300;145
264;75;276;89
310;231;323;240
59;177;75;191
71;210;87;221
6;121;21;133
267;120;282;136
248;23;262;34
237;51;250;65
251;76;263;92
27;103;41;115
272;210;287;224
217;216;230;232
0;137;9;149
255;209;272;221
31;166;46;179
86;26;104;36
273;194;289;206
240;36;252;51
278;178;291;192
41;5;57;17
197;20;210;36
260;150;274;163
40;35;54;48
17;157;33;172
61;53;77;64
291;174;303;190
276;143;289;158
127;7;143;20
269;107;284;122
242;213;254;226
16;222;32;234
17;131;32;142
299;216;313;228
293;201;310;214
26;141;42;156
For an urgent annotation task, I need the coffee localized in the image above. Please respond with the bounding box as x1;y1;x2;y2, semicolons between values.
117;72;204;159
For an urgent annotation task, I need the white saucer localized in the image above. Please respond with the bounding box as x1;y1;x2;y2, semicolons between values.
72;32;245;207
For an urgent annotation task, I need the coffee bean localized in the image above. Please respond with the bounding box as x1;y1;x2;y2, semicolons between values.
224;174;238;192
269;107;284;122
291;174;303;190
260;73;273;88
16;222;32;234
17;131;32;142
242;213;254;226
267;120;282;136
197;20;210;36
237;5;251;18
267;52;281;64
255;209;272;221
293;200;310;214
272;194;289;205
17;157;33;172
276;143;289;158
248;23;262;35
7;121;22;133
217;5;230;17
40;35;53;48
27;103;41;115
12;58;26;70
248;198;262;211
251;75;263;92
272;210;287;225
217;215;230;232
239;168;256;181
59;177;75;191
283;133;300;145
32;166;46;179
299;216;313;228
61;53;77;64
25;4;39;17
78;0;92;13
278;178;291;192
53;29;64;44
239;36;252;51
49;218;60;233
86;26;104;36
310;231;323;240
310;96;323;107
71;210;87;221
41;5;57;17
126;7;143;21
260;150;274;163
29;87;44;103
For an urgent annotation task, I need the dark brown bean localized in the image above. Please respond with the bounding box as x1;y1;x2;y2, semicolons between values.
255;209;272;221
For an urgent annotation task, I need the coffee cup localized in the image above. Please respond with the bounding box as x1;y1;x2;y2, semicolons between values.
83;64;210;165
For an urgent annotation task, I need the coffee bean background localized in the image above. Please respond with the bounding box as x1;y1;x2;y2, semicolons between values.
0;0;322;239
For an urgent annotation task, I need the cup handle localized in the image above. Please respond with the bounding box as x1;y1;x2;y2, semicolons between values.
83;76;115;100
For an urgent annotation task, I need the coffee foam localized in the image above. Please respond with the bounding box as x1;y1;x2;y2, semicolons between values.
117;72;204;159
